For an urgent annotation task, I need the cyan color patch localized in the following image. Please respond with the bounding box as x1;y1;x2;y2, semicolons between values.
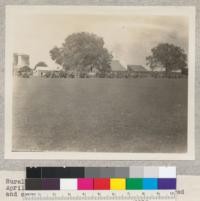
143;178;158;190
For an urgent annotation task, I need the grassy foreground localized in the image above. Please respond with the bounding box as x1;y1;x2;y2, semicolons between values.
12;78;187;153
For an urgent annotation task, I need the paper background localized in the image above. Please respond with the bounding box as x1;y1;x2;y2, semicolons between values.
0;0;199;174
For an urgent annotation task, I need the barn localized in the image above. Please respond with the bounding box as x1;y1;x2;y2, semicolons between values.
111;60;127;72
110;60;127;78
127;65;149;77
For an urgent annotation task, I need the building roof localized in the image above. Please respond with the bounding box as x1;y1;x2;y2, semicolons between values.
34;66;50;71
34;66;62;71
127;65;147;72
13;53;29;57
111;60;127;71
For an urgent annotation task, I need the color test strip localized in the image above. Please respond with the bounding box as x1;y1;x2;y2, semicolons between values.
126;178;143;190
158;178;176;189
159;167;176;178
85;167;101;178
25;179;42;190
93;178;110;190
99;167;116;178
26;166;176;179
25;167;176;190
78;178;93;190
42;167;85;178
60;179;77;190
110;178;126;190
129;167;144;178
25;178;177;190
115;167;129;178
144;167;159;178
42;178;60;190
143;178;158;190
26;167;42;178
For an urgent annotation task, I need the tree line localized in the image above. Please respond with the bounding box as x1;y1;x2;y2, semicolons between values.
15;32;188;78
50;32;188;74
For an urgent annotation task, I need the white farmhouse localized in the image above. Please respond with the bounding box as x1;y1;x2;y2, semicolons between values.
33;65;62;77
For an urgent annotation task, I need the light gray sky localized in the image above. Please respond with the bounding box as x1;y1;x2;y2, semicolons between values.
10;14;188;68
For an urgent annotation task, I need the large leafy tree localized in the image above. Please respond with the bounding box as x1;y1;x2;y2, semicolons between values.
50;32;113;73
146;43;187;72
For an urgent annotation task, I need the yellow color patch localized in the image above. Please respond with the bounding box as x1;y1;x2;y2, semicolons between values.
110;178;126;190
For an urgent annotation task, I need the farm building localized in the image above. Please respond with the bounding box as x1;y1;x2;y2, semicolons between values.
152;67;182;73
127;65;147;72
13;53;30;75
149;66;187;78
13;53;30;68
33;66;62;77
127;65;149;77
111;60;127;72
110;60;127;78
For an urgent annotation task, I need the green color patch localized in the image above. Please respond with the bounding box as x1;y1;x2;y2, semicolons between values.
126;178;143;190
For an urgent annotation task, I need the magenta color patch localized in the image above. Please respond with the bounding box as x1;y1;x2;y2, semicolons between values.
78;178;93;190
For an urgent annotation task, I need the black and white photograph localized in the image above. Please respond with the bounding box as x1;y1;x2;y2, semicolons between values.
5;6;195;159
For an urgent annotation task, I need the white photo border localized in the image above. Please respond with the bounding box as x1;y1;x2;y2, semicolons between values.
4;6;195;160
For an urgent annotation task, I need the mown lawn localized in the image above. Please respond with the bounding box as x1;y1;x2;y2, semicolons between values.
12;78;187;153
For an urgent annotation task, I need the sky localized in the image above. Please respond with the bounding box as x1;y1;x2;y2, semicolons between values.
9;13;189;69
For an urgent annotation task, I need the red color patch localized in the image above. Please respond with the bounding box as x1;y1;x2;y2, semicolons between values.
94;178;110;190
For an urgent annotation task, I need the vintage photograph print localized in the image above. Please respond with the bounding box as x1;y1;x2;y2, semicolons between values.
5;6;195;159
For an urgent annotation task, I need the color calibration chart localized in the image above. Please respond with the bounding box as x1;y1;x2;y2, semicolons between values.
24;166;176;200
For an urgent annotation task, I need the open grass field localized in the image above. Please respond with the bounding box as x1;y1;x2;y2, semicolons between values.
12;78;187;153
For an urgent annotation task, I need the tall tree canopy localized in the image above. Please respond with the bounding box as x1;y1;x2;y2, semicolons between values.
50;32;113;73
146;43;187;72
34;61;48;70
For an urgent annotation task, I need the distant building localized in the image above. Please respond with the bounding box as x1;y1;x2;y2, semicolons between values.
33;66;62;77
111;60;127;71
13;53;30;75
127;65;149;77
13;53;30;68
150;67;182;73
109;60;127;78
33;67;50;77
151;66;165;72
127;65;147;72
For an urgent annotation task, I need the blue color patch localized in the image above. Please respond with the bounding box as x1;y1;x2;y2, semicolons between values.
143;178;158;190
